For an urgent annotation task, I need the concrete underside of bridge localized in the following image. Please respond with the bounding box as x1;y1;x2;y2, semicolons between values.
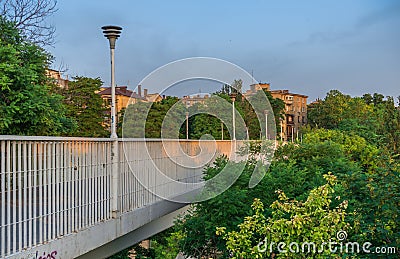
77;204;189;259
8;200;190;259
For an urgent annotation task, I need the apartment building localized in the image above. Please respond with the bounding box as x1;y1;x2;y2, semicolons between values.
46;69;69;88
269;89;308;141
246;83;308;141
98;85;163;113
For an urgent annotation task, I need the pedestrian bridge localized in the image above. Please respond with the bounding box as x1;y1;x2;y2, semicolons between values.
0;136;240;259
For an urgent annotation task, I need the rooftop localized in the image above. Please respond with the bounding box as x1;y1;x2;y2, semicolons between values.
98;86;145;100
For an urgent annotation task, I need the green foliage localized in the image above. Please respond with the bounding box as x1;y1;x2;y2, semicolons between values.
301;129;381;172
151;230;183;259
232;90;285;140
107;229;182;259
119;101;151;138
308;90;400;153
186;90;284;140
175;158;254;258
174;153;326;258
278;129;400;256
121;81;285;140
0;16;74;135
217;173;349;258
186;95;233;140
122;96;184;138
58;76;108;137
173;128;399;258
107;247;133;259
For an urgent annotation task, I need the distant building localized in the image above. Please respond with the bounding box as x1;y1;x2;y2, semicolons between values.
145;92;163;102
98;86;146;114
244;83;308;141
250;83;271;92
46;69;69;88
269;89;308;141
98;85;164;128
182;94;210;107
98;85;164;131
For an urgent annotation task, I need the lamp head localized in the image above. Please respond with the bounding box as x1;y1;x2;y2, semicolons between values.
229;93;237;102
102;25;122;49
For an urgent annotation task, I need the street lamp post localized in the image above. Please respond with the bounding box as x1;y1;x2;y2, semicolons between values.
185;111;189;140
230;93;237;141
102;25;122;139
264;110;268;140
221;121;224;140
230;93;237;160
102;25;122;218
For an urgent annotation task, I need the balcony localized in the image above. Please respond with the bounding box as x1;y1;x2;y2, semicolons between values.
285;95;294;104
286;115;295;125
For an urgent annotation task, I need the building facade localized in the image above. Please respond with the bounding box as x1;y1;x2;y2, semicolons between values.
98;85;164;131
98;86;145;114
46;69;69;88
269;89;308;141
98;85;163;113
182;94;210;107
245;83;308;141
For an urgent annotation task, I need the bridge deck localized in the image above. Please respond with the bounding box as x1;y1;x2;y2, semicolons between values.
0;137;238;258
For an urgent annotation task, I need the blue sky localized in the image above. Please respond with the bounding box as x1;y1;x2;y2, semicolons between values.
48;0;400;101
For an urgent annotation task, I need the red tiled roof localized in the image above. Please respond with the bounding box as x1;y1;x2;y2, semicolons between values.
270;90;308;98
98;86;145;99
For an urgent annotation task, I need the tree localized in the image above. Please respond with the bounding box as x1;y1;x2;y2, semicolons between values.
173;153;325;258
189;113;226;140
216;173;349;259
307;90;352;129
172;128;399;258
0;0;57;46
362;93;373;105
59;76;108;137
122;96;185;138
0;16;74;135
279;129;400;256
241;89;285;139
186;95;233;140
308;90;400;154
231;79;243;94
186;89;285;141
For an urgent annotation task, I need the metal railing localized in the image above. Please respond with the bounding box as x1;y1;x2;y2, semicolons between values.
0;136;236;257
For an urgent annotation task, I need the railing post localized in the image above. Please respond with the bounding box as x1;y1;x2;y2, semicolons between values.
111;138;119;218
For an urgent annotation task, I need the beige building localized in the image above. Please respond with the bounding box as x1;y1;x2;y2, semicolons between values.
98;85;163;113
245;83;308;141
182;94;210;107
181;82;307;141
246;83;271;94
46;69;69;88
98;85;163;132
270;89;308;141
145;93;163;103
98;86;145;114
